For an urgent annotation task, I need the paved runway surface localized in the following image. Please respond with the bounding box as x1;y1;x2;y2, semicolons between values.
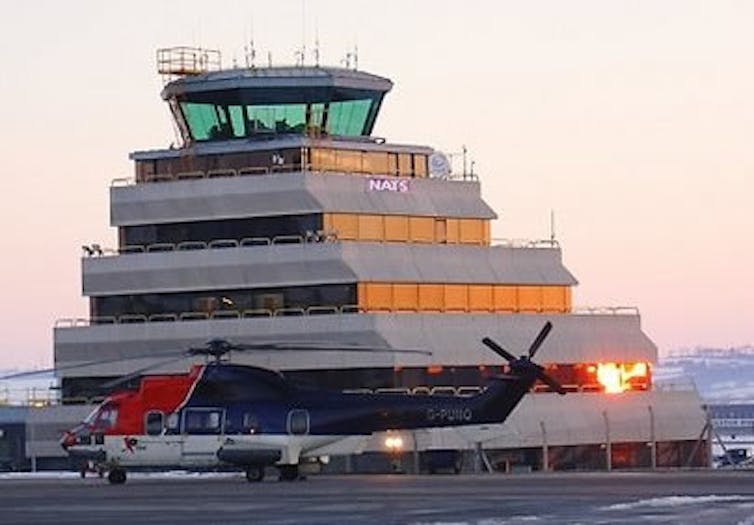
0;471;753;524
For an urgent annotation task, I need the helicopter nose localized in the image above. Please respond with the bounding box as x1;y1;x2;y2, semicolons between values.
60;430;77;451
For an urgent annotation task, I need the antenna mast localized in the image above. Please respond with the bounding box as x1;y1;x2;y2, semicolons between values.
550;209;557;242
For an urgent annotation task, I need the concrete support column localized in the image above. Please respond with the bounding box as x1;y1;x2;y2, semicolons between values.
603;410;612;472
411;431;420;474
540;421;549;472
648;405;656;470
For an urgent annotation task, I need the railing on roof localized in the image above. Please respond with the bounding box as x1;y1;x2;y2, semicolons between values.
80;233;564;259
112;163;477;187
157;47;222;82
0;386;60;407
81;231;338;258
54;304;364;328
491;238;560;249
572;306;640;316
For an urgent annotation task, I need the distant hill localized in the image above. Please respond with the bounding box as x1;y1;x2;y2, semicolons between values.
657;346;754;404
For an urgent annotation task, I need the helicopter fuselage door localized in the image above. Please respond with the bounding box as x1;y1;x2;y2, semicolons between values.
287;409;310;436
180;407;226;466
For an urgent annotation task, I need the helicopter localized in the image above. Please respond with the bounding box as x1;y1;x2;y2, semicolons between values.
12;322;564;484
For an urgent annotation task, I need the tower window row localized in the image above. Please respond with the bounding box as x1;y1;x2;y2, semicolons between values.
119;214;489;248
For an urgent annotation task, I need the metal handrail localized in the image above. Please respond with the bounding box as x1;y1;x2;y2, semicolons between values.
119;314;148;323
146;243;175;253
272;234;304;245
84;231;336;258
240;237;271;246
306;306;339;315
492;238;561;249
179;312;210;321
208;239;239;249
242;309;273;318
238;166;270;176
273;307;305;317
148;313;177;323
177;241;208;251
113;162;481;188
211;310;241;320
119;245;145;254
573;306;640;316
339;305;361;314
175;171;204;180
207;169;237;178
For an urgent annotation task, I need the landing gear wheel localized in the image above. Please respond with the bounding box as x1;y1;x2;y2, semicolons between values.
245;466;265;483
107;468;127;485
278;465;299;481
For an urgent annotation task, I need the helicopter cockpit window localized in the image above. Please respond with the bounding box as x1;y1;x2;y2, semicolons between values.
183;408;224;435
166;413;179;431
145;411;164;436
86;405;118;429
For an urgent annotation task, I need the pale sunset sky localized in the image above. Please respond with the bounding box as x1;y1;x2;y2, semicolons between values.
0;1;752;368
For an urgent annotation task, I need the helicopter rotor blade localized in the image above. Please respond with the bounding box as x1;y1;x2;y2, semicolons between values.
0;350;190;382
527;321;553;359
481;337;516;363
98;354;192;391
535;368;567;396
228;342;432;356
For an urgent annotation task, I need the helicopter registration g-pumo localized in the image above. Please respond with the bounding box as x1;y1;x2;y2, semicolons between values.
9;323;564;484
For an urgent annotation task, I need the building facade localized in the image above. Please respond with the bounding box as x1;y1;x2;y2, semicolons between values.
51;51;708;471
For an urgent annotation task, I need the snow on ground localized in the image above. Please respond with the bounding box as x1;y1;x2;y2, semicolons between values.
600;495;753;511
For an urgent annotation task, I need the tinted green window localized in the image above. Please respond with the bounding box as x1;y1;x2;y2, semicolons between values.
181;100;374;141
228;105;245;137
327;99;372;136
247;104;306;134
181;102;219;141
310;103;325;131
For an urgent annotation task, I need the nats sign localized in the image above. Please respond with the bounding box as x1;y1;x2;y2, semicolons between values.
366;178;410;193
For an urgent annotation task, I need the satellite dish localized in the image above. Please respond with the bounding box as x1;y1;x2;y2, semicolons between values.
429;152;451;179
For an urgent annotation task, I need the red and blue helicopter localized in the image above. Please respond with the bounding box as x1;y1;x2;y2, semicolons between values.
9;322;564;484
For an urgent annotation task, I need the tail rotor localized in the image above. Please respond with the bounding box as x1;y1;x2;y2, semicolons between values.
482;322;566;395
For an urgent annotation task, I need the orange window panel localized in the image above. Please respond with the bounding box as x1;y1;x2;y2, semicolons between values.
444;284;468;311
358;215;384;241
434;219;447;244
393;284;419;311
494;286;518;312
337;150;363;173
329;214;358;240
357;282;368;310
322;213;333;231
409;217;435;243
367;152;389;175
310;148;336;171
398;153;412;176
363;283;393;311
518;286;543;312
414;155;428;177
418;284;444;311
459;219;483;244
384;215;410;242
542;286;569;313
446;219;460;244
482;220;491;245
468;285;493;312
388;153;399;175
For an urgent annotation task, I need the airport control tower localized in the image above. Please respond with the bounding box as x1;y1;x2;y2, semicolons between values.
53;48;708;470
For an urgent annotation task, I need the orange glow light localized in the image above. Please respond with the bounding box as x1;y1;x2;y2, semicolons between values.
596;362;649;394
